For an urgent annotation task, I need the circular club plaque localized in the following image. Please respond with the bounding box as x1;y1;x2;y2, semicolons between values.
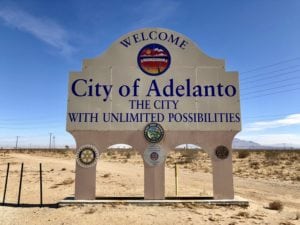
76;145;99;168
215;145;229;159
144;123;164;143
143;144;166;167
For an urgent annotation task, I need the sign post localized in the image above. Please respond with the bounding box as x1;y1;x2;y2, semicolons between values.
67;28;241;200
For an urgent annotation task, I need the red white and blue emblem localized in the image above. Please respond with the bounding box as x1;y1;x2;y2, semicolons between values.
137;43;171;76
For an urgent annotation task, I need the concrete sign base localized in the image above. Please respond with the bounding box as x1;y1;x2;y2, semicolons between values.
71;130;236;200
59;197;249;207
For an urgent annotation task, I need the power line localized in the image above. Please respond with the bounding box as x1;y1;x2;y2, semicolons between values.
240;64;300;81
242;81;300;96
0;120;62;125
240;69;300;84
240;57;300;74
0;124;63;129
241;87;300;100
241;75;300;91
0;115;63;121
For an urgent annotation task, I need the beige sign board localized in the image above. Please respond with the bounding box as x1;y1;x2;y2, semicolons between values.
67;28;241;132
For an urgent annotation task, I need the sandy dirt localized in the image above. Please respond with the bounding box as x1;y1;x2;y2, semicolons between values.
0;151;299;225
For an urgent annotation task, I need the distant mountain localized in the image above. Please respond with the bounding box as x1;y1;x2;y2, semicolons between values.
232;138;262;149
232;138;299;150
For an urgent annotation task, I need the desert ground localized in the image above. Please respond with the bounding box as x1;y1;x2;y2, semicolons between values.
0;149;299;225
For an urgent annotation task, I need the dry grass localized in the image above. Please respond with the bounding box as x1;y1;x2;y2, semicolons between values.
233;151;300;181
1;148;299;182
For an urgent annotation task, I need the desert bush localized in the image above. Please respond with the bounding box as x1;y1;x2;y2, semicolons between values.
279;222;295;225
179;150;200;163
285;161;292;166
268;200;283;211
293;176;300;181
84;207;97;214
294;212;300;220
236;211;250;218
237;151;250;159
264;151;278;160
103;173;110;178
107;151;113;156
249;161;260;169
125;152;131;159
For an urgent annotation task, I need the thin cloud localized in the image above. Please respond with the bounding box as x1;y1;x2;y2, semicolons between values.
245;114;300;131
131;0;180;28
0;7;75;56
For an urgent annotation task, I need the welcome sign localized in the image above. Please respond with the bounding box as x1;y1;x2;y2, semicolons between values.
67;28;242;200
67;28;241;132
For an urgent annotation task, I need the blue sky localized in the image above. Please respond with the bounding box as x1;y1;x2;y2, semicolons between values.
1;0;300;148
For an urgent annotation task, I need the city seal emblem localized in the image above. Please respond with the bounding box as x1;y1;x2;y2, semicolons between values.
144;122;164;143
137;43;171;76
76;144;99;168
143;144;166;167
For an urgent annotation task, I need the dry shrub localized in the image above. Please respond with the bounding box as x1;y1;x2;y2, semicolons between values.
208;216;217;221
203;167;210;173
279;222;295;225
264;151;278;160
103;173;111;178
125;152;131;159
236;211;250;218
228;222;237;225
268;200;283;211
285;161;292;166
84;207;97;214
237;151;250;159
249;161;259;169
295;212;300;220
107;151;113;156
179;150;200;164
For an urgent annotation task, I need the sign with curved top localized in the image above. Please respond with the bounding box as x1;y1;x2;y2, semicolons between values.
67;28;241;132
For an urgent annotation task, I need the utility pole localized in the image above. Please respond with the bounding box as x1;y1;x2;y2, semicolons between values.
49;133;52;149
53;136;55;149
15;136;19;149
